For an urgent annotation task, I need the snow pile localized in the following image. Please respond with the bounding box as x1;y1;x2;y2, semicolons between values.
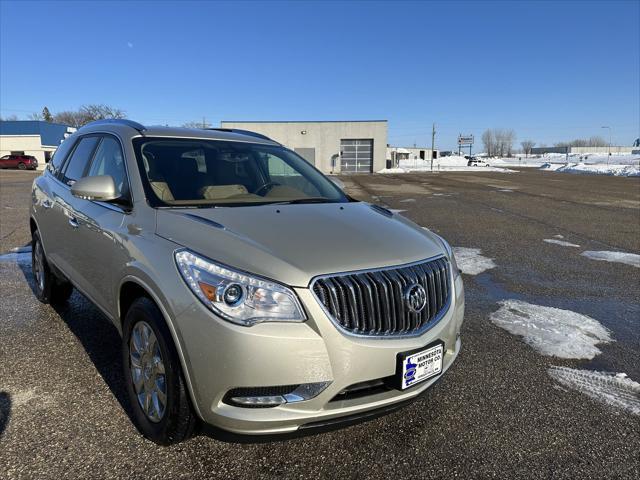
539;162;640;177
543;238;580;248
581;250;640;268
379;156;515;173
548;367;640;416
490;158;545;168
451;247;496;275
490;300;612;359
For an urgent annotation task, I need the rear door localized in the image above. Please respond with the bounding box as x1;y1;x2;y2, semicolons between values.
340;139;373;173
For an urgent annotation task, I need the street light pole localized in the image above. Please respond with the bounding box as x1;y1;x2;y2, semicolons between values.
430;123;436;173
601;126;611;165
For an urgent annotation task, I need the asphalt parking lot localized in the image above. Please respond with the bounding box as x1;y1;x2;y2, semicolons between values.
1;168;639;479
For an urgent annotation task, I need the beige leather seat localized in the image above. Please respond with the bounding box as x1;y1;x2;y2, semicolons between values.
199;184;248;200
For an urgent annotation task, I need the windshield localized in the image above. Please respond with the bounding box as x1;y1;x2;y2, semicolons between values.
132;137;349;207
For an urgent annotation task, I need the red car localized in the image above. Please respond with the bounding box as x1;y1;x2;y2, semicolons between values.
0;154;38;170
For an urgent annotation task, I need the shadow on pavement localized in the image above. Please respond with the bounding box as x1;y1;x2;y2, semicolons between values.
17;258;136;426
0;392;11;440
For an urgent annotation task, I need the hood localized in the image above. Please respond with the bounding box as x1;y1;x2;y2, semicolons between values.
156;202;445;287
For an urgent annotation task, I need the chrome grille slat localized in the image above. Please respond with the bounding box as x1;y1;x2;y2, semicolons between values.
312;257;452;337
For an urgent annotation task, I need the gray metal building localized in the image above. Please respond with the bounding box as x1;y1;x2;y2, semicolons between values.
220;120;388;174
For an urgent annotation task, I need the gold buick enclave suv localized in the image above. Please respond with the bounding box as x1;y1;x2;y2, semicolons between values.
30;119;464;445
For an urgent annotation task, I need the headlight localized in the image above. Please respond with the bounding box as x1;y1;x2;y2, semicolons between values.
175;250;306;326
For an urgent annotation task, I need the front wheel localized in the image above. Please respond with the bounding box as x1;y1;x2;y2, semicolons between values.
32;230;73;304
17;162;26;170
122;297;197;445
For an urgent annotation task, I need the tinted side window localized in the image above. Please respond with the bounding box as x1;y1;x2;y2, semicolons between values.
48;138;77;178
61;136;100;185
87;136;130;200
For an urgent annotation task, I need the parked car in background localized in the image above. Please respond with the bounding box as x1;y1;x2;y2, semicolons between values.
30;119;464;445
0;154;38;170
466;157;490;167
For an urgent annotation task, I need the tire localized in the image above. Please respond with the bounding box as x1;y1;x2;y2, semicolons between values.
32;230;73;304
122;297;197;445
18;162;26;170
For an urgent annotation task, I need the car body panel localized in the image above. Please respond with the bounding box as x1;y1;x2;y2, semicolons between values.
155;203;445;287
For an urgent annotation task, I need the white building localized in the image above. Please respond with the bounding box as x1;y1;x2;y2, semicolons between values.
220;120;388;174
0;121;76;167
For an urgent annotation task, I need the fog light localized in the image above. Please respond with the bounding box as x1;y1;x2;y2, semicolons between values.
225;382;331;408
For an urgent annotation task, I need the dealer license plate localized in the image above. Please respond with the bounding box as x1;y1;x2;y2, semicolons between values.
398;342;444;390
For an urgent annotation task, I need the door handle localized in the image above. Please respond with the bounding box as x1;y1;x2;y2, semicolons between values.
68;216;79;229
42;199;53;209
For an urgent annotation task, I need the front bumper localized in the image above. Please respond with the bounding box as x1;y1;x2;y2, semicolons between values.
174;272;465;435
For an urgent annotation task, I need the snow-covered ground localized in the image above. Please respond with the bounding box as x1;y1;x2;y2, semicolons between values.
581;250;640;268
543;238;581;248
548;367;640;416
451;247;496;275
540;162;640;177
490;300;612;360
379;156;515;174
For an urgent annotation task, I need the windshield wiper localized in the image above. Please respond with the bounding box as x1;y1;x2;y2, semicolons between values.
273;197;335;205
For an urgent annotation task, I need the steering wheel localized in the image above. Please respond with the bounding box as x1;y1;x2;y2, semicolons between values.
255;182;280;196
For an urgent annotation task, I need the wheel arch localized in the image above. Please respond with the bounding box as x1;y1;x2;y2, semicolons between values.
118;275;204;421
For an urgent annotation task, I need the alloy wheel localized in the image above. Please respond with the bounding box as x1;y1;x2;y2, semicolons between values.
129;321;167;422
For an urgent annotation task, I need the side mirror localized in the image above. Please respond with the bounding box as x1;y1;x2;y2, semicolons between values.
71;175;120;201
329;176;345;190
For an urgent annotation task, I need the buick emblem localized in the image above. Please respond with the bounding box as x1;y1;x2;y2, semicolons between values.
405;283;427;314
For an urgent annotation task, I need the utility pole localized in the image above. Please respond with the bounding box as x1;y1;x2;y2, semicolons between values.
430;123;436;172
601;126;611;166
202;116;207;129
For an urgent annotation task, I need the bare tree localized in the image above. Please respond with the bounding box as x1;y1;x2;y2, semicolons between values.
555;136;607;148
28;112;43;120
53;104;126;127
482;129;496;156
182;119;211;129
0;114;19;121
521;140;535;157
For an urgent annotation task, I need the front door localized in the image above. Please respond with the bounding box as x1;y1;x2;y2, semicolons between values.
63;135;132;313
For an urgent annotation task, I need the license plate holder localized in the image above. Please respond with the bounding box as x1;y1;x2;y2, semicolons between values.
395;341;444;390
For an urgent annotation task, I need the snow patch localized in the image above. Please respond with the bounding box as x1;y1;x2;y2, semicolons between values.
548;367;640;416
540;162;640;177
581;250;640;268
390;209;406;214
378;155;515;173
490;300;612;359
543;238;581;248
553;234;564;239
399;198;416;203
451;247;496;275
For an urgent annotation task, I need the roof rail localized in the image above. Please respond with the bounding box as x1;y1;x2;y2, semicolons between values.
85;119;146;133
205;128;277;143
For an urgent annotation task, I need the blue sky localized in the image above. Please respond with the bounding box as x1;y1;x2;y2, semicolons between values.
1;0;638;149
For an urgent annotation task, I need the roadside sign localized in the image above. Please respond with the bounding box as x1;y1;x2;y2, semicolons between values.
458;135;474;145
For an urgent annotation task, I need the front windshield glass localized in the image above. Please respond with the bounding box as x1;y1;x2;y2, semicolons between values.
132;137;349;207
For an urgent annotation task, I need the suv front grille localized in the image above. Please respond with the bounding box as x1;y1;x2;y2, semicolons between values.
312;257;451;337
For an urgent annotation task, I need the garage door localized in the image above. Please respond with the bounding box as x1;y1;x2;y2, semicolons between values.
340;139;373;173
